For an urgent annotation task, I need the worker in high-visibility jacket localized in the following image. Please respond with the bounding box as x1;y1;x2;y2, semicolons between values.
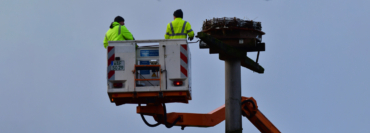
104;16;134;49
165;9;194;41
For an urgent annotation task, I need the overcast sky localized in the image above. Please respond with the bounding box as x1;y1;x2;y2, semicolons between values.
1;0;370;133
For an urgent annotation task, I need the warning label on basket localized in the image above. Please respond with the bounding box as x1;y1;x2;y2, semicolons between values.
139;61;150;74
140;50;159;57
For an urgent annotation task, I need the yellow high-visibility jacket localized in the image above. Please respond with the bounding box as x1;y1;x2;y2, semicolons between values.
104;22;134;48
165;18;194;39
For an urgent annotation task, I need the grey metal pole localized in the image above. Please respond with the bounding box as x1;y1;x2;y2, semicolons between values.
225;59;242;133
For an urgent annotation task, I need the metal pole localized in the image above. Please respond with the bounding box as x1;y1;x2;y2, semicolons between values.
225;59;242;133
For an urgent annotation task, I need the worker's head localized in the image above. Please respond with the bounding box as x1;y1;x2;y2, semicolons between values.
173;9;183;19
110;16;125;28
114;16;125;25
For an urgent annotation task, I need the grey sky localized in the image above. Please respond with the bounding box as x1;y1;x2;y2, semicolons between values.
1;0;370;133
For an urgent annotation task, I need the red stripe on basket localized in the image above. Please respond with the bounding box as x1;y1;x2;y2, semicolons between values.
181;66;188;77
181;44;187;50
108;54;115;66
180;53;188;64
108;46;114;53
108;71;115;79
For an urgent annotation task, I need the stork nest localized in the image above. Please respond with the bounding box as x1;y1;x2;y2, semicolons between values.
202;17;262;31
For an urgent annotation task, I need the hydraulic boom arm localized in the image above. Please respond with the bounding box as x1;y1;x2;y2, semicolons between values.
137;97;280;133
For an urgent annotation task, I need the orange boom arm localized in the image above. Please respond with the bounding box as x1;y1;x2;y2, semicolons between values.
137;97;280;133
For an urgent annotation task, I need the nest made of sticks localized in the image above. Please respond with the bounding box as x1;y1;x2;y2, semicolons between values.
202;17;262;31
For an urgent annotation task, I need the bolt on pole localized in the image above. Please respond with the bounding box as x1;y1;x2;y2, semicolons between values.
225;59;242;133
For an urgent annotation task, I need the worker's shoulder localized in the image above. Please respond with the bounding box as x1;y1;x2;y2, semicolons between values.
106;28;115;34
184;20;191;24
106;28;112;33
178;19;192;25
111;25;127;29
120;25;128;29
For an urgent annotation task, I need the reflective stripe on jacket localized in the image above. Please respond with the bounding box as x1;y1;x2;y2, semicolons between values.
165;18;194;39
103;22;134;48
